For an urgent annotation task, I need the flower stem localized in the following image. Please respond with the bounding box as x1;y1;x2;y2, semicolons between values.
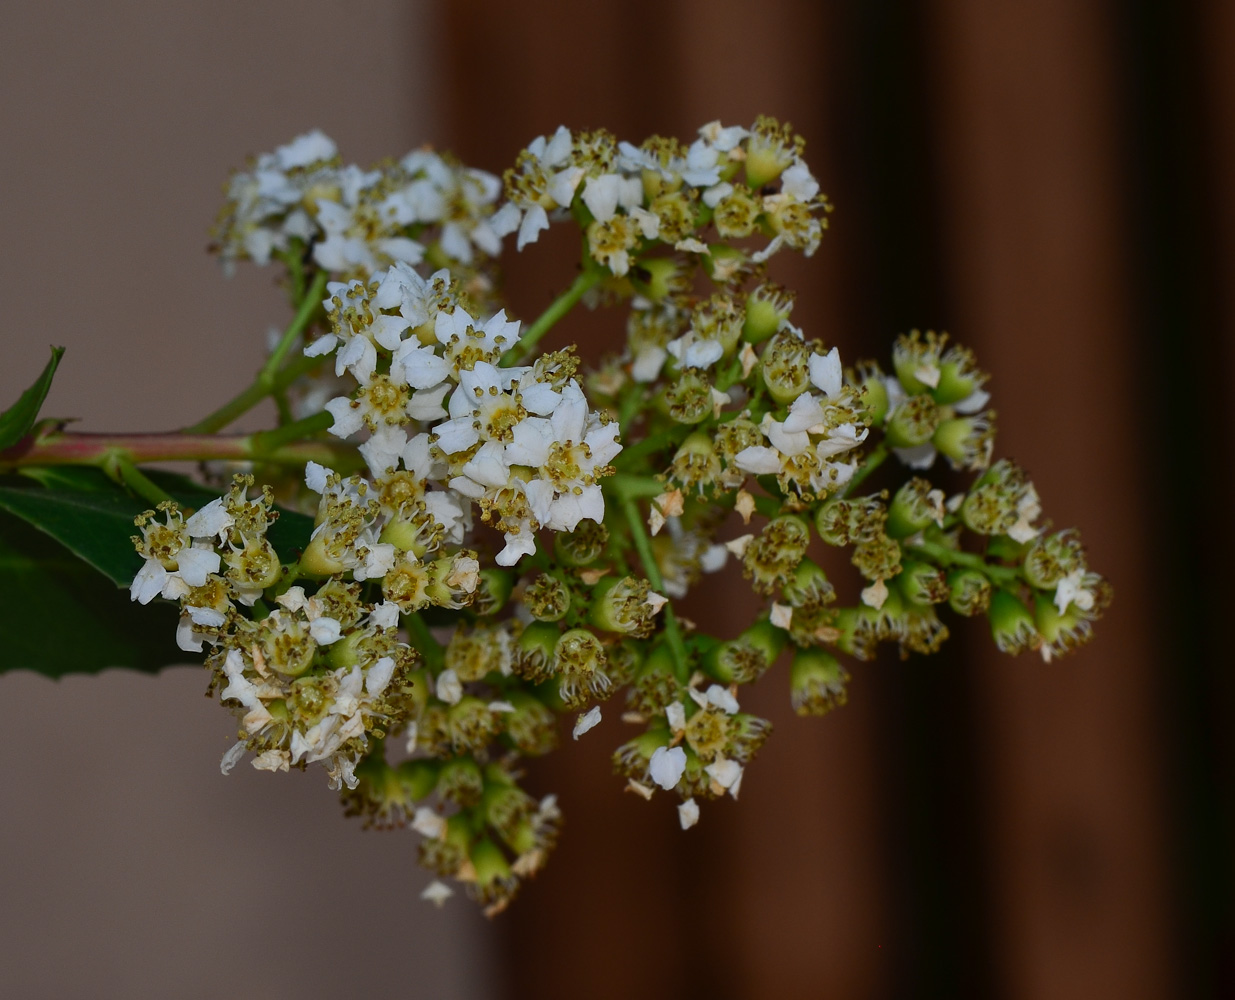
103;454;175;506
620;494;689;679
0;428;359;472
502;268;602;366
184;270;329;434
906;539;1023;585
840;441;888;498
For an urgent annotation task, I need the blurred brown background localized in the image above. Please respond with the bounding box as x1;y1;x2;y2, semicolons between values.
3;1;1233;997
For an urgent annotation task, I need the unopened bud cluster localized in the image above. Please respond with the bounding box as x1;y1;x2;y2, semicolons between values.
129;119;1108;913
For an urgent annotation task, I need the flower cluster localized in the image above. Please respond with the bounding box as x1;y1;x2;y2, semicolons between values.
127;118;1109;913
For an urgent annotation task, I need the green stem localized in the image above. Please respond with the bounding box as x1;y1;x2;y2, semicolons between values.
249;411;334;456
906;540;1023;585
405;612;444;671
620;494;689;679
262;270;329;385
103;454;175;506
502;268;602;366
185;271;329;434
840;441;888;498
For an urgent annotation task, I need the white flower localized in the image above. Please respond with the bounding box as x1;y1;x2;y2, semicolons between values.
1054;569;1096;615
649;745;687;790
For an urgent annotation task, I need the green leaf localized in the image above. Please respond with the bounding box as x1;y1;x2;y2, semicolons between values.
0;346;65;451
0;509;183;677
0;467;315;587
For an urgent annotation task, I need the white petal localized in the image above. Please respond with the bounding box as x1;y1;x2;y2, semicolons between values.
572;706;602;740
648;746;687;790
809;348;843;397
184;498;233;539
309;617;343;645
176;547;220;588
516;204;549;250
734;445;782;475
435;668;463;705
706;684;740;714
677;798;700;830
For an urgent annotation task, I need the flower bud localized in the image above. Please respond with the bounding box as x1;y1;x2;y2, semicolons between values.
884;395;941;449
814;494;887;546
468;837;518;911
987;588;1039;655
554;628;611;707
665;369;713;424
449;697;501;753
503;692;558;756
473;569;513;616
947;569;991;617
760;330;813;405
851;532;902;583
932;346;987;406
634;256;688;302
513;621;560;683
418;813;470;877
896;560;949;606
1022;529;1086;589
885;477;943;538
790;648;850;716
628;644;681;714
554;519;610;567
1033;591;1095;660
589;575;657;637
727;714;773;763
743;514;811;594
742;283;795;345
704;619;786;684
438;755;484;806
933;415;994;471
396;758;440;802
523;573;571;622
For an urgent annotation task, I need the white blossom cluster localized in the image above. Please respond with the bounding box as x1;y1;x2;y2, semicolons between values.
309;261;623;566
500;116;830;276
214;130;509;279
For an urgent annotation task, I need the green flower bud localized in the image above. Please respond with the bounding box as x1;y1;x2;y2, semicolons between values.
742;283;795;345
831;606;876;661
628;644;681;714
743;514;811;594
704;619;787;684
851;532;902;583
760;329;813;405
897;561;949;606
727;714;773;763
554;520;609;567
665;369;713;424
745;115;803;189
670;431;722;492
814;493;887;546
790;647;850;716
947;569;991;617
1033;591;1095;660
524;573;571;622
886;477;943;539
634;256;688;302
932;346;987;406
449;696;501;753
503;691;558;757
884;394;941;448
1023;529;1086;589
589;575;657;637
613;727;671;780
418;813;471;877
473;569;513;616
933;415;994;471
438;755;484;806
900;606;950;656
892;329;947;395
469;838;518;910
554;628;611;707
396;758;440;801
513;621;560;683
987;588;1039;655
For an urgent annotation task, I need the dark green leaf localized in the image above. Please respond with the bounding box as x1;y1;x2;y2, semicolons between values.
0;346;65;451
0;509;184;677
